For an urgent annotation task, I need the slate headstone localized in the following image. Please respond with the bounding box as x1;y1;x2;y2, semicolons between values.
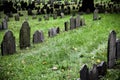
116;39;120;59
2;19;8;30
93;8;99;20
64;21;68;31
107;30;116;68
60;12;64;18
33;30;44;43
97;61;107;76
80;64;89;80
70;17;76;30
1;30;16;56
15;14;20;21
19;21;30;49
89;64;99;80
28;8;33;15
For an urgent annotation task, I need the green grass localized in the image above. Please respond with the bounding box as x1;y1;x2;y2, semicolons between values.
0;12;120;80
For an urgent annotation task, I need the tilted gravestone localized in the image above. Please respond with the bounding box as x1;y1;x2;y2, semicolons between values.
19;21;30;49
76;15;81;27
33;30;44;43
116;39;120;59
80;64;89;80
97;61;107;76
107;30;116;68
64;21;68;31
89;64;99;80
1;30;16;56
70;17;76;30
2;18;8;30
15;14;20;21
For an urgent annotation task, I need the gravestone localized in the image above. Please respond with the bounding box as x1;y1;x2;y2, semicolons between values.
64;21;68;31
116;39;120;59
80;64;89;80
48;28;57;37
70;17;76;30
0;24;2;30
32;15;37;19
107;30;116;68
19;21;30;49
44;15;49;20
4;15;9;21
2;18;8;30
15;14;20;21
89;64;99;80
56;27;60;34
38;17;42;21
1;30;16;56
76;15;80;27
80;18;85;26
60;12;64;18
97;61;107;76
53;14;57;19
33;30;44;43
28;8;33;15
93;8;101;20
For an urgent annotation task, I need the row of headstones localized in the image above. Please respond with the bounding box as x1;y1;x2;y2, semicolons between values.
78;61;107;80
107;30;120;68
1;16;85;56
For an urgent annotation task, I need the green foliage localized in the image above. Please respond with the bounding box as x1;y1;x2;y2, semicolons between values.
0;12;120;80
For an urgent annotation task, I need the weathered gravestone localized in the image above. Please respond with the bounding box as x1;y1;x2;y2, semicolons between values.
70;17;76;30
38;17;42;21
0;24;2;30
53;14;57;19
15;14;20;21
80;64;89;80
80;18;85;26
44;15;49;20
33;30;44;43
32;15;37;19
19;21;30;49
64;21;68;31
107;30;116;68
1;30;16;56
2;18;8;30
89;64;99;80
48;28;57;37
56;27;60;34
28;8;33;15
116;39;120;59
4;16;9;21
97;61;107;76
60;12;64;18
76;15;81;27
93;8;98;20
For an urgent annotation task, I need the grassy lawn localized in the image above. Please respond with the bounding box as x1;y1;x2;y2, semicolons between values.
0;12;120;80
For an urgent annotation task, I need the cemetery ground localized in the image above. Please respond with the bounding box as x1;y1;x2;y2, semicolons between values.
0;11;120;80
